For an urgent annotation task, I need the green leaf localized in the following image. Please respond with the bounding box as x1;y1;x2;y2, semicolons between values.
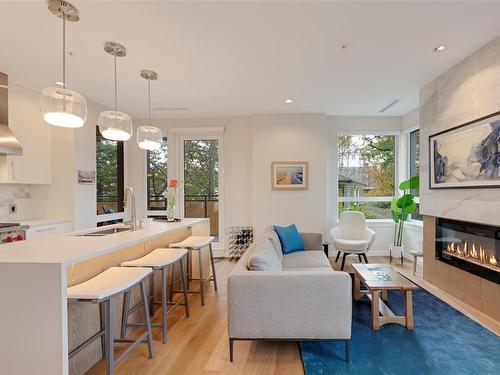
397;194;415;208
401;202;416;215
391;197;401;213
399;175;420;191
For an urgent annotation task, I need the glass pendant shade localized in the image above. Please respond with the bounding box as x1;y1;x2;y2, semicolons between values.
41;87;87;128
98;111;133;141
137;126;162;150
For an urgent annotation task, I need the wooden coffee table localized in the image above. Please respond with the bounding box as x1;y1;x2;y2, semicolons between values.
351;263;418;330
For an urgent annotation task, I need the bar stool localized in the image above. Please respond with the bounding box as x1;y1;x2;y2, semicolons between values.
120;248;190;344
67;267;154;375
170;236;217;305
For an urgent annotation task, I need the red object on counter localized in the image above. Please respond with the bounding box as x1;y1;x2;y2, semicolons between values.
4;236;13;242
16;234;24;241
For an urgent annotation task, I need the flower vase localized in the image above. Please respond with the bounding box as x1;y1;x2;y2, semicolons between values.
167;199;175;221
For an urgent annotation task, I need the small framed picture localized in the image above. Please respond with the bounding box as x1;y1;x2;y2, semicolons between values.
271;161;308;190
78;170;96;185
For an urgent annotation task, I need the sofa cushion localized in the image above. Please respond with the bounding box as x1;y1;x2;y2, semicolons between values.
334;239;370;252
283;267;334;272
282;250;332;270
247;237;282;271
262;225;283;262
274;224;305;254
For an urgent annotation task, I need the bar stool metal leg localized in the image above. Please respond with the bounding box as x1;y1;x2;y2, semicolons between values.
209;243;218;291
169;262;175;302
100;302;106;358
120;291;131;339
161;267;168;344
104;299;113;375
150;272;155;317
198;248;205;305
180;256;190;317
140;281;155;359
187;250;192;290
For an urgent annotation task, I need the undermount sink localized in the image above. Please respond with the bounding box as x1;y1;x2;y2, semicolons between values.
77;227;131;237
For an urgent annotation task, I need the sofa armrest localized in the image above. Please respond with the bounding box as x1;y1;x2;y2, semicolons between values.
227;271;352;340
300;232;323;251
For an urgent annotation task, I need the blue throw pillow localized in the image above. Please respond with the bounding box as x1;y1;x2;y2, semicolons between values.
274;224;304;254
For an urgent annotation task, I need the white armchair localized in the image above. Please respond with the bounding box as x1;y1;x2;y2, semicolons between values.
330;211;376;270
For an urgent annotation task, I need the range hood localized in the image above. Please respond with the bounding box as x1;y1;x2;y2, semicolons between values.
0;72;23;155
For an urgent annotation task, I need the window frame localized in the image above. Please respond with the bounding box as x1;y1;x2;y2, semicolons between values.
408;128;421;221
337;131;398;220
146;136;168;212
96;126;125;224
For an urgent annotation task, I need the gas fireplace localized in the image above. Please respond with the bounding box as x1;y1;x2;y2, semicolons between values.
435;218;499;285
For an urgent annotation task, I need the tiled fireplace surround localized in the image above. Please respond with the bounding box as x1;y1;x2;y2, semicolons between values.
420;35;500;322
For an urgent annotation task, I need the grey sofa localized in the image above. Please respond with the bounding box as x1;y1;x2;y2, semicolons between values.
227;226;352;362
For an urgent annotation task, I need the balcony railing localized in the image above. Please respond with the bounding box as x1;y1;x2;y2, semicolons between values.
149;194;219;237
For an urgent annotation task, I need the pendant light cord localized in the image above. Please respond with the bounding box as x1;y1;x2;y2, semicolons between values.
62;10;66;89
114;54;117;112
148;78;151;126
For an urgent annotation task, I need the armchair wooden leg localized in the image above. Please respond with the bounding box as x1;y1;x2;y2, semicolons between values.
335;251;341;263
229;338;234;362
362;253;368;263
358;254;362;262
340;253;348;271
345;339;350;363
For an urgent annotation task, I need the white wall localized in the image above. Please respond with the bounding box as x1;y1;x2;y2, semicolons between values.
251;114;327;234
420;35;500;227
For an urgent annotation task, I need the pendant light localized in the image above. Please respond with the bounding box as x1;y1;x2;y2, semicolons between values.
41;0;87;128
97;42;133;141
137;70;162;150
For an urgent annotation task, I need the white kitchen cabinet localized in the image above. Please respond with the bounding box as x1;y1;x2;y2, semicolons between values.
24;221;71;240
0;84;51;184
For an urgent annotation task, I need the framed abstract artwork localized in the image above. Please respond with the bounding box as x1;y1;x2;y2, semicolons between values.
429;111;500;189
271;161;308;190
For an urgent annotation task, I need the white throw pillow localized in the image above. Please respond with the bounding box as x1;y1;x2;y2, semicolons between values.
247;237;283;271
262;225;284;262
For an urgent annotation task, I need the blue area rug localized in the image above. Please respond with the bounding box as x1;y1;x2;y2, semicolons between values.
300;288;500;375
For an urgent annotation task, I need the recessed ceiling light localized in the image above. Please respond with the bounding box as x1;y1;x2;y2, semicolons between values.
433;45;447;53
55;81;64;86
284;99;294;104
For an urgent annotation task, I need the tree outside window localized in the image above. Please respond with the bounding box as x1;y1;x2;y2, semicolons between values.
96;127;124;216
338;134;395;219
147;138;168;210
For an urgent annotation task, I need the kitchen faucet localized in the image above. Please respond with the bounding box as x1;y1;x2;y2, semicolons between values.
124;187;138;231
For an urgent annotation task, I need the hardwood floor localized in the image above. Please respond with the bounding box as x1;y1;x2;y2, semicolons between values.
85;254;499;375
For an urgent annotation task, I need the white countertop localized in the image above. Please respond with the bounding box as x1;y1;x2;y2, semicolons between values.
18;219;72;227
0;218;208;265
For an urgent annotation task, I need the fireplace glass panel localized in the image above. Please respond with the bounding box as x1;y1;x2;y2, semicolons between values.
435;218;499;285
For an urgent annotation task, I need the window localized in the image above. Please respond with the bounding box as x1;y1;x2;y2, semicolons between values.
338;134;395;219
409;129;422;220
183;138;220;239
96;126;124;217
147;138;168;210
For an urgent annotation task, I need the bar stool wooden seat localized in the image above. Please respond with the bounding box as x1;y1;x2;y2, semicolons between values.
67;267;154;375
121;248;190;344
169;236;217;305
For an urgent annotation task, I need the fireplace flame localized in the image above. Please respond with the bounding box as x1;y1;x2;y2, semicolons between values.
446;241;498;270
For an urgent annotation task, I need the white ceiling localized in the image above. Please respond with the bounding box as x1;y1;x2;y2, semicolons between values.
1;1;500;119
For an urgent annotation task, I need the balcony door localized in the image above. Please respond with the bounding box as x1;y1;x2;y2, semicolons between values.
178;133;223;246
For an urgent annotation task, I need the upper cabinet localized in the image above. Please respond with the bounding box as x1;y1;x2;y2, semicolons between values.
0;84;51;184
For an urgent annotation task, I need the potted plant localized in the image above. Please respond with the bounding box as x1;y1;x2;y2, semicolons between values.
390;175;419;264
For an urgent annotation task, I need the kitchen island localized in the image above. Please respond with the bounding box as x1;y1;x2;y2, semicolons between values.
0;218;210;375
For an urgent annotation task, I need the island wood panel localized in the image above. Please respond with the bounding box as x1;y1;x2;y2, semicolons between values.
67;227;191;375
423;216;500;322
